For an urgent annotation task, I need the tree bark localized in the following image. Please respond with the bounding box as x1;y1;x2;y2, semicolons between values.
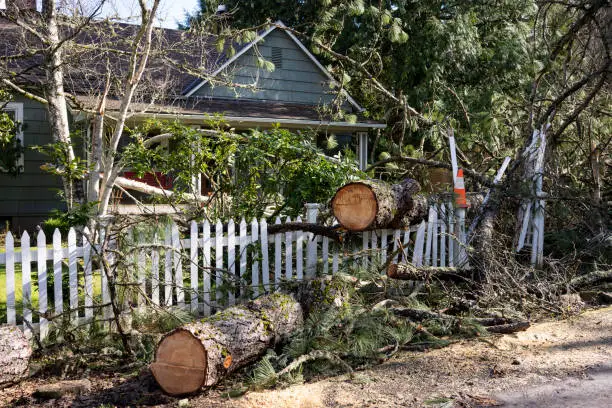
150;293;303;395
331;178;426;231
387;263;474;282
41;0;83;208
0;326;32;389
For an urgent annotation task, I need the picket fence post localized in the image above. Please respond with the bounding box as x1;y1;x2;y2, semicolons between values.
284;216;293;280
260;218;270;293
274;217;282;288
215;220;223;306
37;229;48;340
164;223;173;307
202;220;211;316
305;203;320;277
295;216;304;280
5;232;15;326
251;218;259;298
190;220;199;314
151;231;160;307
21;231;32;335
83;227;93;322
239;219;247;298
68;228;78;322
227;219;236;306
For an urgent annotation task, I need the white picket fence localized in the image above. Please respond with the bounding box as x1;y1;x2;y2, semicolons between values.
1;202;466;340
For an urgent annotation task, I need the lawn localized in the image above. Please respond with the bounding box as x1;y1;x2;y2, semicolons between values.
0;260;102;325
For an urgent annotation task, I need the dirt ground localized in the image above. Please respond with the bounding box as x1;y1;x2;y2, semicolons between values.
2;306;611;407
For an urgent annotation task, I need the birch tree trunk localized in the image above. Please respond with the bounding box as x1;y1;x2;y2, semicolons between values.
96;0;162;217
41;0;82;208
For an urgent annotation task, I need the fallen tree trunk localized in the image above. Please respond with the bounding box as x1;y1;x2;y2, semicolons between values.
0;326;32;389
387;263;474;282
331;178;427;231
569;270;612;289
115;176;209;203
267;222;342;242
150;294;303;395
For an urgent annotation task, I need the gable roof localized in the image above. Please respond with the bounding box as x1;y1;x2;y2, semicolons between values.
183;21;364;112
1;18;379;129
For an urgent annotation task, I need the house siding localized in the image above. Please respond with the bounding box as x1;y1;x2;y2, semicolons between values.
192;29;349;108
0;96;65;230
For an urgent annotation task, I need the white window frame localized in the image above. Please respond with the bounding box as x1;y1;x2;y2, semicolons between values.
1;102;24;173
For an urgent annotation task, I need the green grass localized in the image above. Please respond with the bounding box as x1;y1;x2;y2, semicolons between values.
0;261;102;324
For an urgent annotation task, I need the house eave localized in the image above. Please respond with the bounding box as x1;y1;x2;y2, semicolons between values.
127;112;386;131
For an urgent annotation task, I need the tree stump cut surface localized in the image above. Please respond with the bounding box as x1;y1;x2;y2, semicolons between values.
332;178;423;231
331;183;378;231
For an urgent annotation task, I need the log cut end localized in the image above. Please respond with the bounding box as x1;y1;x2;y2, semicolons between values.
150;329;208;396
331;183;377;231
387;263;399;278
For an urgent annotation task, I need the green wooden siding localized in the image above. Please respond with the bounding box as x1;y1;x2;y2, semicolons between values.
192;29;349;108
0;96;65;229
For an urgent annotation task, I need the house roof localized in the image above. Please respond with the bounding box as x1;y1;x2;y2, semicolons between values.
73;95;384;131
1;17;383;129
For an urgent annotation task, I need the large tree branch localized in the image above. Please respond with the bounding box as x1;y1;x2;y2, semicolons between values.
366;155;493;187
537;65;608;127
549;0;608;62
115;176;209;203
1;79;49;105
551;66;610;143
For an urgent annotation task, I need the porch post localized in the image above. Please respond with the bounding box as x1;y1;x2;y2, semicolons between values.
357;131;368;171
191;125;202;197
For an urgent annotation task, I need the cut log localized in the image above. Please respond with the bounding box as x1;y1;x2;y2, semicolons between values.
331;178;427;231
150;293;303;395
0;326;32;389
387;263;473;282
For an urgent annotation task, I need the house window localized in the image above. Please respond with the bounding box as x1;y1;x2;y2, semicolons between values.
0;102;24;173
271;47;283;69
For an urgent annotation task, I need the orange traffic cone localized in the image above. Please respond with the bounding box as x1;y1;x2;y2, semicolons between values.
454;169;468;208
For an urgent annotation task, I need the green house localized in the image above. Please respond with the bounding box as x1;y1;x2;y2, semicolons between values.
0;20;384;230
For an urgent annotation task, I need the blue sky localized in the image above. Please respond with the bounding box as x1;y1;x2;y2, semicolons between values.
101;0;200;29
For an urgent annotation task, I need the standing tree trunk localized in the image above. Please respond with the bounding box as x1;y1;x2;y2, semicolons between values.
331;178;426;231
41;0;83;208
0;326;32;389
150;294;303;395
